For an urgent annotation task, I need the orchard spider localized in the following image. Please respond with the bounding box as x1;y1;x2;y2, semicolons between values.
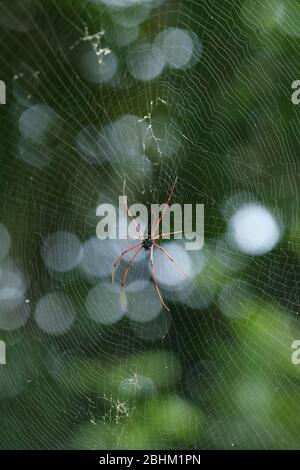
112;178;187;311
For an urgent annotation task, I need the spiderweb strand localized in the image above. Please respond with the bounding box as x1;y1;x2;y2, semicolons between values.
0;0;296;451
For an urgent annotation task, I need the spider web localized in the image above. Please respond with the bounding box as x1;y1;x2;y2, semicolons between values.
0;0;300;450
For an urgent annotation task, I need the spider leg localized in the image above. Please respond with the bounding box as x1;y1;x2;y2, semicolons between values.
112;242;143;285
122;180;144;238
151;177;178;238
153;242;188;278
121;246;143;310
153;230;183;240
149;246;170;312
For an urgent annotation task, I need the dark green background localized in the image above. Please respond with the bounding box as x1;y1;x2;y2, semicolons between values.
0;0;300;449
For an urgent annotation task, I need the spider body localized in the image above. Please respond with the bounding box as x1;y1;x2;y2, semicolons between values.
142;238;153;251
112;177;187;311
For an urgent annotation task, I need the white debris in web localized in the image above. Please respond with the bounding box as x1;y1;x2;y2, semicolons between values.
70;25;111;64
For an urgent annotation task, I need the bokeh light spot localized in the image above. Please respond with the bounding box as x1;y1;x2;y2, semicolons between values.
126;43;165;81
228;203;281;255
35;292;76;335
41;231;83;273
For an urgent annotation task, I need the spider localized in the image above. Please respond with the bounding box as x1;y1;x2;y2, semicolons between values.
112;178;187;311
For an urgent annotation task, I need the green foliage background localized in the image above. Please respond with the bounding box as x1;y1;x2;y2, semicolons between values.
0;0;300;450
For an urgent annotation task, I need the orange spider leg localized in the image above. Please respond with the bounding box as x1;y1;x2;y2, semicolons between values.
112;242;143;285
122;180;144;238
149;246;170;312
153;230;183;240
121;246;143;310
153;242;188;278
152;177;178;238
